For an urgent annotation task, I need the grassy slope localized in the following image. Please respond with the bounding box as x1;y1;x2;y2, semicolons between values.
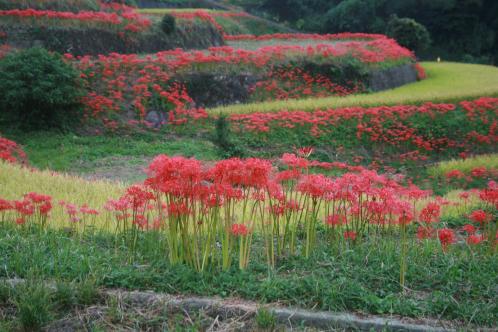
5;132;218;174
211;62;498;114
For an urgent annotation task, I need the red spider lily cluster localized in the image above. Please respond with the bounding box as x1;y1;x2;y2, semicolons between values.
414;63;427;80
0;8;151;32
224;32;388;42
443;166;498;191
230;97;498;157
9;192;52;227
0;136;27;164
1;153;497;272
462;196;497;247
66;37;413;125
66;52;209;127
250;66;364;101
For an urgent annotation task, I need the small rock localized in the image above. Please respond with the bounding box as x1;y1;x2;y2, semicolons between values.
145;110;167;129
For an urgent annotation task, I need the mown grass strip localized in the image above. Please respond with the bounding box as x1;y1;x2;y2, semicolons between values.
210;62;498;115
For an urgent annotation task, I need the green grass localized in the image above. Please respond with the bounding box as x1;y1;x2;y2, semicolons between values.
211;62;498;114
0;225;496;327
4;131;218;173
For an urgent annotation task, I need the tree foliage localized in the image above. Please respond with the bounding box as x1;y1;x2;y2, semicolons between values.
0;48;83;130
248;0;498;64
386;15;431;54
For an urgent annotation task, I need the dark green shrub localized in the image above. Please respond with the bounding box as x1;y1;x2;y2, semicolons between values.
386;15;431;54
161;14;176;35
0;47;83;131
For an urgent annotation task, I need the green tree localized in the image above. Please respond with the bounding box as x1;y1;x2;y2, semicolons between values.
324;0;377;33
0;47;83;130
386;15;431;54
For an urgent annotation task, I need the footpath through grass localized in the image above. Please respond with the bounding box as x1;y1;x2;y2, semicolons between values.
211;62;498;114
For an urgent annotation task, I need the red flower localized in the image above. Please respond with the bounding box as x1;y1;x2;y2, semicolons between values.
325;214;346;227
469;210;490;225
445;169;464;179
296;146;314;158
416;226;433;240
0;198;13;212
343;231;357;240
231;224;249;236
419;202;441;224
462;224;476;235
466;234;484;245
470;167;487;178
438;228;456;250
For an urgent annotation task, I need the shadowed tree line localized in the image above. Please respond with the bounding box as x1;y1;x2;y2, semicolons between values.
231;0;498;64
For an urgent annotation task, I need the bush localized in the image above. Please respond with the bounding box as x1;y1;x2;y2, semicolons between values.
161;14;176;35
386;15;431;54
0;47;83;130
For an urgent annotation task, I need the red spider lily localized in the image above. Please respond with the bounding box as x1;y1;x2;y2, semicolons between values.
231;224;249;236
296;147;314;158
281;153;309;170
0;199;13;213
414;63;427;80
250;66;363;101
11;192;52;227
80;204;99;216
297;174;331;198
438;228;456;251
419;202;441;224
469;210;490;225
230;97;498;157
0;136;27;164
325;214;346;227
479;181;498;208
416;226;434;240
66;33;414;128
467;234;485;245
462;224;477;235
471;167;487;178
397;212;413;225
343;231;357;241
446;169;465;180
0;8;151;32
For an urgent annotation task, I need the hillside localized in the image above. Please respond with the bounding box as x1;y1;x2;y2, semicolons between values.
0;1;497;331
